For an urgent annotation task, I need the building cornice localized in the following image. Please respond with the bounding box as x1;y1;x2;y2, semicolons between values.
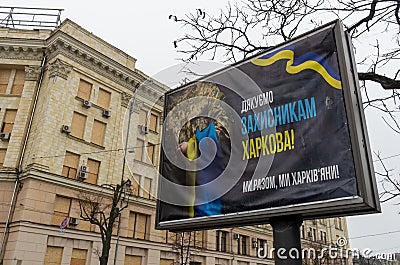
46;31;143;91
46;31;168;98
0;42;44;61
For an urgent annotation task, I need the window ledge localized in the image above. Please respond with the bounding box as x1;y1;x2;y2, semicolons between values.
67;134;105;150
133;159;156;168
75;96;109;112
0;94;21;97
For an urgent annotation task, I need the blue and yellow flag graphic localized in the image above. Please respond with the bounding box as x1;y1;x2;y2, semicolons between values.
251;45;342;89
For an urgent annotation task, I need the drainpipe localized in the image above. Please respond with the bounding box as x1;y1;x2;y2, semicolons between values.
0;52;47;263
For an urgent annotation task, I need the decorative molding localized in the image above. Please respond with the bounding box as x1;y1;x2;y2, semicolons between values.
46;33;143;92
47;58;72;80
25;66;42;81
0;45;43;61
121;92;133;108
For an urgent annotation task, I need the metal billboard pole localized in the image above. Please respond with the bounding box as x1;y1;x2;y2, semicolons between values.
271;216;303;265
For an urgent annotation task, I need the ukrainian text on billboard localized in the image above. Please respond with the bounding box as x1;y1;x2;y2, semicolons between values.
157;23;358;224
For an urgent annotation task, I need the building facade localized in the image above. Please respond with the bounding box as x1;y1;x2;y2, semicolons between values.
0;19;350;265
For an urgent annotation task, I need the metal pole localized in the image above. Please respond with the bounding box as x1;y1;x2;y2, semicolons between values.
271;216;303;265
113;99;134;265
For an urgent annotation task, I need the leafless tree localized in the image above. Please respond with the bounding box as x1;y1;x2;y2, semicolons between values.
78;179;132;265
375;152;400;204
170;0;399;127
169;231;203;265
170;0;400;203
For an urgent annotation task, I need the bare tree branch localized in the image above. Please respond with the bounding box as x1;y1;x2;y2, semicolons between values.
78;179;131;265
348;0;378;32
358;72;400;89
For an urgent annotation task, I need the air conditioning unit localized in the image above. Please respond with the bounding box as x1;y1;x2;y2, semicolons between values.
69;217;80;226
233;234;240;240
80;165;88;172
82;100;91;108
77;170;88;180
252;241;258;248
77;165;88;180
0;133;10;141
139;125;149;135
61;125;71;133
102;109;111;118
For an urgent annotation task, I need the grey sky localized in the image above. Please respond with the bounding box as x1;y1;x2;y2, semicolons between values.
2;0;399;255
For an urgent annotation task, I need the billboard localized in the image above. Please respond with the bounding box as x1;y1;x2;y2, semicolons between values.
156;20;380;231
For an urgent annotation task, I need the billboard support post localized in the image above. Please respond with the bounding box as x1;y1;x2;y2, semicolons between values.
271;216;303;265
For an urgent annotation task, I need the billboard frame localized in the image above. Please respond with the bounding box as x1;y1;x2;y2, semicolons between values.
156;20;380;231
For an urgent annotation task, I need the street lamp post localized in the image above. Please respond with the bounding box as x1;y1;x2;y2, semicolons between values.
113;99;134;265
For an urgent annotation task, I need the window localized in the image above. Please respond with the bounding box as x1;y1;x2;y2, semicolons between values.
162;230;177;244
312;228;317;241
71;249;87;265
0;149;6;167
241;236;248;255
71;112;86;139
97;88;111;109
142;177;152;199
221;231;227;252
125;255;142;265
149;113;158;132
91;120;106;146
301;225;305;238
135;139;144;161
0;69;11;94
146;143;155;164
52;196;71;226
320;231;327;243
216;231;220;251
62;151;80;179
216;230;228;252
87;159;100;184
160;259;174;265
77;79;92;100
335;217;343;230
128;211;150;240
130;175;140;196
1;109;17;133
257;239;267;258
10;69;24;95
195;230;204;248
44;246;63;265
189;231;204;248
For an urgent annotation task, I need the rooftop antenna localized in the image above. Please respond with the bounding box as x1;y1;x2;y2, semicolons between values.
0;6;64;30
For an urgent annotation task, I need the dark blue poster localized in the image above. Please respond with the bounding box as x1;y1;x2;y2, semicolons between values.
156;21;378;230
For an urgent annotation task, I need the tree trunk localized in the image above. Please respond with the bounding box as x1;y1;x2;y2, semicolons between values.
99;231;112;265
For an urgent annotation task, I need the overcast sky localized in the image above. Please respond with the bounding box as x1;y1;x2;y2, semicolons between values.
2;0;400;255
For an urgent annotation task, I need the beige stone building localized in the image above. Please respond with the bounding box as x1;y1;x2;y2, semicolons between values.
0;19;351;265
